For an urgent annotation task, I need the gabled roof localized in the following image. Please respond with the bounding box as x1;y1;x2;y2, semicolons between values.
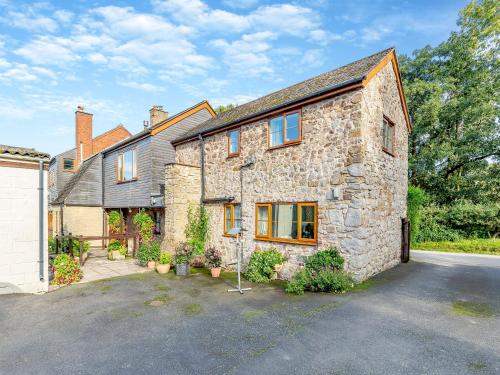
173;47;411;144
102;100;215;154
93;124;132;141
0;144;50;160
53;154;100;205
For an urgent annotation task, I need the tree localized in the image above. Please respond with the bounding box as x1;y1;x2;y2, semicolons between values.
400;0;499;204
215;103;236;114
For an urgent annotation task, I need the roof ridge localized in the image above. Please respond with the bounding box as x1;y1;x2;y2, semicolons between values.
151;100;211;130
93;123;132;140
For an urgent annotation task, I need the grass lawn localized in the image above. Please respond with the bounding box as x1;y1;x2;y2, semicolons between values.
413;238;500;256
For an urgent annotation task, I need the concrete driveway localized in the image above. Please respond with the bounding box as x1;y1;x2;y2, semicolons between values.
0;252;499;375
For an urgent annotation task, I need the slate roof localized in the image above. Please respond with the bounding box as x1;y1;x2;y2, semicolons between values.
0;144;50;160
102;100;211;154
52;154;100;204
174;48;394;143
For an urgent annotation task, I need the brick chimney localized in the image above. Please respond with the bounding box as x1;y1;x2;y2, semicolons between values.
75;105;93;168
149;105;168;126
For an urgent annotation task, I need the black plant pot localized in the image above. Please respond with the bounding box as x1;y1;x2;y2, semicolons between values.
176;263;190;276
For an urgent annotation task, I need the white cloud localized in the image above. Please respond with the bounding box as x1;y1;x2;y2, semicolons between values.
14;36;79;65
53;10;74;25
153;1;320;37
0;10;58;33
0;57;10;69
119;81;165;92
299;49;325;69
0;63;37;81
210;32;277;76
211;94;259;107
87;53;108;64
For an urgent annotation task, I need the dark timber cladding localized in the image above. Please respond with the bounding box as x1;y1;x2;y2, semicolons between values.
173;48;396;144
102;105;214;209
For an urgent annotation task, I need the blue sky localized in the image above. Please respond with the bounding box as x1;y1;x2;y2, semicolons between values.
0;0;469;155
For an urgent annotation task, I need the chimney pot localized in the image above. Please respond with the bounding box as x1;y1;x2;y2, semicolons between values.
77;105;84;112
143;120;149;129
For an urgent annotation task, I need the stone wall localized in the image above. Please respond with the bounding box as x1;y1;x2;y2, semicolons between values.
172;63;408;281
163;163;201;251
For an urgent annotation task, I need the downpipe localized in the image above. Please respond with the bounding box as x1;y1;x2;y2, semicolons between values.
38;160;44;281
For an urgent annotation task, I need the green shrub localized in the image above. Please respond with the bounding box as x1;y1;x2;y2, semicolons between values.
308;271;354;293
50;239;90;257
245;248;285;283
286;248;353;295
108;210;123;234
159;252;172;265
304;247;344;272
72;240;90;257
48;238;56;253
175;242;193;264
415;201;499;242
407;185;427;243
133;209;155;243
185;204;210;256
51;254;82;285
285;269;310;295
137;240;161;265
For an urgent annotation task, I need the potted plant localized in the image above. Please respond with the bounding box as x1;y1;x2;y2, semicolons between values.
156;252;172;274
137;240;161;268
107;239;126;260
205;246;222;278
175;242;192;276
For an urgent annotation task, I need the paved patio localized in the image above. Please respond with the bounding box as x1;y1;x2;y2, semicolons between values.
79;255;151;283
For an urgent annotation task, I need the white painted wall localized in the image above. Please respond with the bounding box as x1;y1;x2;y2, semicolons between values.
0;165;48;294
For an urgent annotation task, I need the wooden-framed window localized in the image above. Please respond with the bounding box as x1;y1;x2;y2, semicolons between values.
228;128;240;157
382;116;395;155
117;149;137;182
268;110;301;148
63;158;75;171
255;202;317;245
224;203;242;236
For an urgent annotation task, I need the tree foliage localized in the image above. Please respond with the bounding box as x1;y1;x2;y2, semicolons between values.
215;104;236;114
400;0;499;204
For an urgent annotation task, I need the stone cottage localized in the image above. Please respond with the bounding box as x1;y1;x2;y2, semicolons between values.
164;48;411;281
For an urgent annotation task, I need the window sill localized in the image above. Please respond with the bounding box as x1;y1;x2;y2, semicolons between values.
267;141;301;151
117;178;138;184
223;234;238;238
63;169;75;173
227;153;240;159
255;237;317;246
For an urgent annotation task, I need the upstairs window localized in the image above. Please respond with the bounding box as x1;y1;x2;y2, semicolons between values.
256;202;317;244
382;116;395;155
63;158;74;171
117;149;137;182
228;128;240;157
268;111;301;148
224;203;241;236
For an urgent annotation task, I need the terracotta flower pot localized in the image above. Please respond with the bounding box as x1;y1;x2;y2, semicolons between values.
210;267;221;278
156;263;170;274
147;260;156;269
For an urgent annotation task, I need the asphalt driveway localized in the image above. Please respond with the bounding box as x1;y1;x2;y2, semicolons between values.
1;252;499;375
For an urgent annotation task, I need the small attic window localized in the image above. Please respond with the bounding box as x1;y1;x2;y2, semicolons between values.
382;116;395;156
63;159;75;171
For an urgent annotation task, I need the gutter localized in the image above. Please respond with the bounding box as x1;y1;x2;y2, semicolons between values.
173;77;364;145
38;160;44;281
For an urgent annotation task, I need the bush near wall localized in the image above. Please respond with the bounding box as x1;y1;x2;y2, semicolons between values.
51;254;82;285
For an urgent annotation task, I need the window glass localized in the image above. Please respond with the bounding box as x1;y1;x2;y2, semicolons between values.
229;129;239;155
225;206;232;232
301;205;315;239
123;150;134;180
272;204;298;239
233;204;242;229
269;116;284;147
383;118;394;154
63;159;74;171
285;113;300;142
257;206;269;236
